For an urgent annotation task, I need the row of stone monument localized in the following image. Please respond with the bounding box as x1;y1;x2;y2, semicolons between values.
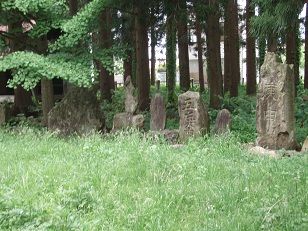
1;52;306;151
111;52;304;150
111;75;231;142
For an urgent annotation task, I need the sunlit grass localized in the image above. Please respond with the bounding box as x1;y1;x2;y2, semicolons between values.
0;128;307;230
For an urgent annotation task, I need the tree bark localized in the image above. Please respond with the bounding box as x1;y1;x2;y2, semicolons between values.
224;3;231;93
227;0;240;97
195;17;205;93
37;36;54;126
166;2;177;104
98;9;114;102
305;3;308;89
135;5;150;111
177;0;190;92
246;0;256;95
150;25;156;86
8;22;32;114
124;50;133;82
41;78;54;125
206;0;223;109
0;72;9;95
64;0;79;94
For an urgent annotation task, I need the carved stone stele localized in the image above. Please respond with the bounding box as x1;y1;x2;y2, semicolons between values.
178;91;209;141
256;52;297;150
150;93;166;131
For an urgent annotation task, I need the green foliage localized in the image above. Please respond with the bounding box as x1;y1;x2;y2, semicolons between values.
0;51;96;89
0;129;307;230
101;88;125;130
295;85;308;144
251;0;303;40
50;0;107;51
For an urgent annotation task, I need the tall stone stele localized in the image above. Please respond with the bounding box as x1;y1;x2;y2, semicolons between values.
256;52;297;150
112;76;144;130
150;93;166;131
178;91;209;141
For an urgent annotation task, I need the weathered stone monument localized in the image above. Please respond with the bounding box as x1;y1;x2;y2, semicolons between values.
124;76;138;114
112;76;144;130
256;52;297;150
0;103;13;125
48;88;105;135
150;93;166;131
301;137;308;152
178;91;209;141
214;109;231;134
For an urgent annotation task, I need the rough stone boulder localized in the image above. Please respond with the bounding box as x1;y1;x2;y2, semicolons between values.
48;88;105;135
178;91;209;141
112;113;144;130
256;52;297;150
214;109;231;134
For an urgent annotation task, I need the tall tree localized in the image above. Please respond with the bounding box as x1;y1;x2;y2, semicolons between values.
226;0;240;97
177;0;190;92
97;9;115;101
286;20;300;89
166;0;177;104
135;3;150;110
246;0;256;95
223;2;231;93
8;22;32;114
150;23;156;86
206;0;223;108
195;15;205;93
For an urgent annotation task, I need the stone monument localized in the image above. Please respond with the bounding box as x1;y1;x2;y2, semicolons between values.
178;91;209;141
256;52;297;150
214;109;231;134
150;93;166;131
48;88;105;135
112;76;144;130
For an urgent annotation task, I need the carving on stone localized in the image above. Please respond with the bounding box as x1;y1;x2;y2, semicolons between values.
256;52;297;150
178;91;209;141
150;93;166;131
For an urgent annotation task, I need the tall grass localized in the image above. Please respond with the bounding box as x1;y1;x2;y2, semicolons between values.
0;128;307;230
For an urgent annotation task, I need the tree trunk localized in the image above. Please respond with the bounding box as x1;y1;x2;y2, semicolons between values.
206;0;223;109
195;17;205;93
246;0;256;95
124;50;132;82
0;72;8;95
68;0;78;16
177;0;190;92
305;3;308;89
37;36;54;125
8;22;32;114
41;78;54;125
227;0;240;97
166;3;177;104
135;5;150;111
63;0;79;94
267;36;277;53
150;25;156;86
224;3;231;93
98;9;114;102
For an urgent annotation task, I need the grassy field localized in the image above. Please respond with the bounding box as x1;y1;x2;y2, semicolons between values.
0;128;307;230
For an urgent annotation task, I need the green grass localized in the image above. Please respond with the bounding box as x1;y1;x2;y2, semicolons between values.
0;128;307;230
